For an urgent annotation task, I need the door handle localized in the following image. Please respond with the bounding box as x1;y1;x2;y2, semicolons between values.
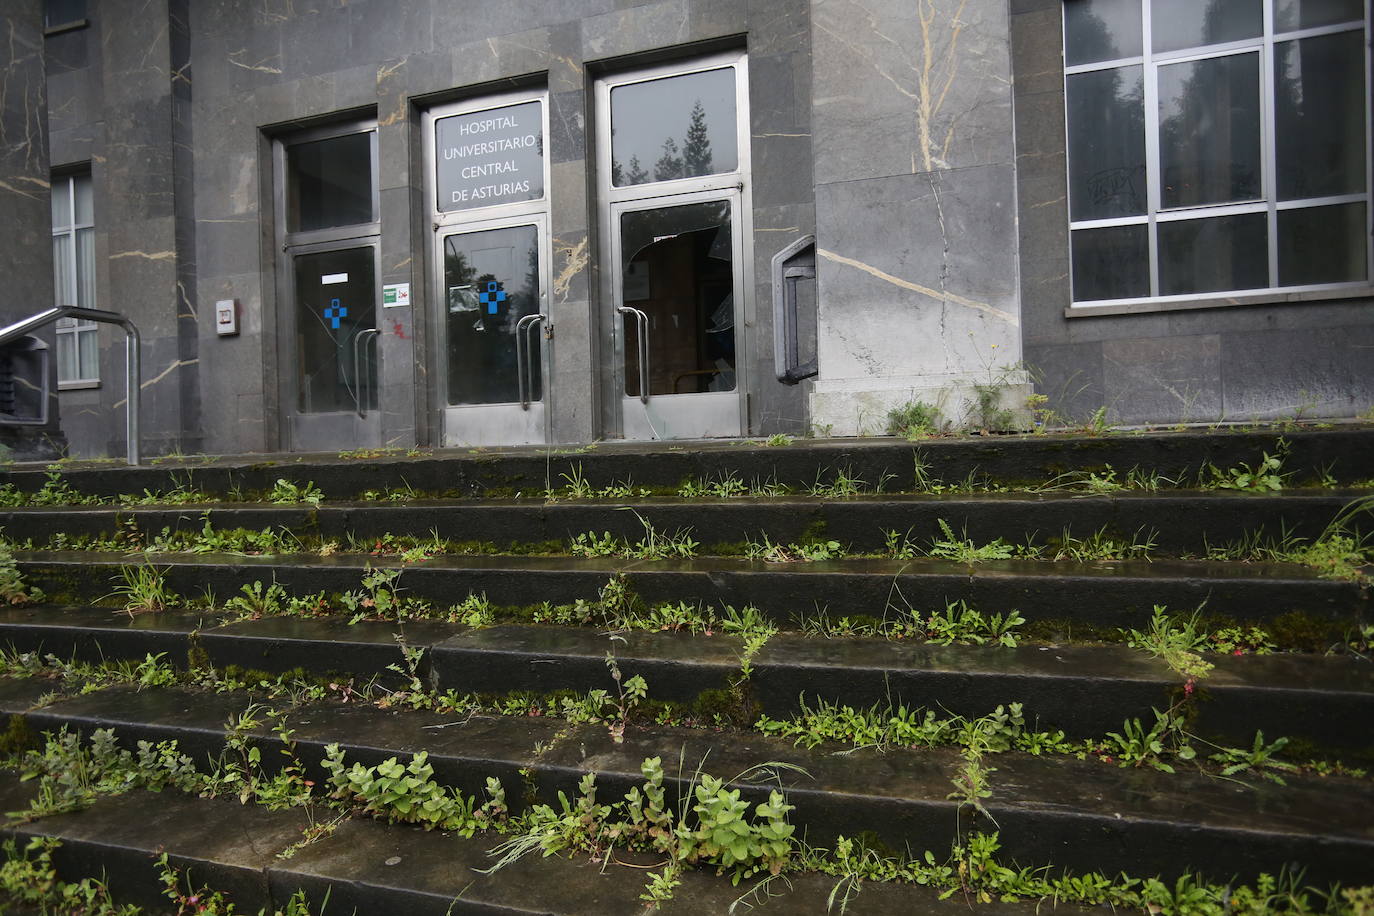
353;328;379;418
617;306;650;403
515;313;546;410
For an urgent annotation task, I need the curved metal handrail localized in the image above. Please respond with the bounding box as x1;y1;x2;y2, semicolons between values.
0;306;142;465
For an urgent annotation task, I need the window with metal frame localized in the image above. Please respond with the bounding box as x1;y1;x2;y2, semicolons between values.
51;171;99;385
1063;0;1371;307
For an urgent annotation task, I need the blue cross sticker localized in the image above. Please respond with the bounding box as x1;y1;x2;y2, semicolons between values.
478;281;506;315
324;298;347;329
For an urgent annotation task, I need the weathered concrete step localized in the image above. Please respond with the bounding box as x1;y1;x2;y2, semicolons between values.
4;685;1371;887
3;489;1363;555
4;608;1369;752
428;626;1374;753
0;780;1042;916
18;550;1367;626
5;427;1372;499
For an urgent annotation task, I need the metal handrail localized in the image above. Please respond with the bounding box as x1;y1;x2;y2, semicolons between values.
352;327;380;419
515;313;546;409
617;306;650;403
0;306;142;465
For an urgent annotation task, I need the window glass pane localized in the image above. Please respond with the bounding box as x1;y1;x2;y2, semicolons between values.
443;225;542;406
56;331;78;383
287;132;374;232
434;101;544;213
50;177;71;229
1071;224;1151;301
1158;213;1267;295
1151;0;1261;53
611;68;737;187
293;247;376;413
1275;32;1367;200
77;326;99;380
1278;203;1368;286
620;201;736;394
52;234;74;306
1064;0;1143;66
1158;52;1261;208
1274;0;1364;31
1066;66;1146;220
73;173;93;224
44;0;85;28
75;227;96;309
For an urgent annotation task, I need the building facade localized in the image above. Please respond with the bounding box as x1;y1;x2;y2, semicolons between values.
0;0;1370;458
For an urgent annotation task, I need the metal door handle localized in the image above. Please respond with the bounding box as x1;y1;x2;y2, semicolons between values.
617;306;650;403
515;313;546;410
354;327;379;418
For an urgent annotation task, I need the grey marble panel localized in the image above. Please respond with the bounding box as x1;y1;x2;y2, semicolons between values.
815;167;1020;380
546;22;585;94
1102;334;1223;425
348;0;436;65
551;227;592;308
812;0;1013;185
581;0;691;59
546;296;598;443
550;159;589;240
746;0;810;57
43;27;89;75
195;216;261;281
689;0;749;36
47;125;98;167
751;131;813;208
748;53;800;133
1010;5;1064;99
1221;323;1374;421
1023;340;1106;425
378;187;413;286
550;88;587;165
100;0;173;108
450;27;553;88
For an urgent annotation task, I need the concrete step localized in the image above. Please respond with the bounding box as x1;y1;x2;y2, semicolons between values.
2;779;983;915
5;427;1372;500
17;550;1367;628
2;488;1365;556
3;682;1371;887
3;608;1369;754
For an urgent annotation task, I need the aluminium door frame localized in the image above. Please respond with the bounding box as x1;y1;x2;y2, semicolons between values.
422;88;554;445
593;49;755;439
273;119;383;450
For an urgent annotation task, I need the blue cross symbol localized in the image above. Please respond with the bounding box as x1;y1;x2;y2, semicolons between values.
478;281;506;315
324;298;347;329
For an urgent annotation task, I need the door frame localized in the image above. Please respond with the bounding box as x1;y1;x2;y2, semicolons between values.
422;89;553;446
431;211;553;447
594;49;754;439
272;119;383;451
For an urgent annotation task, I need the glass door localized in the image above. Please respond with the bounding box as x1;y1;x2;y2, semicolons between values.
275;122;383;452
424;91;552;446
436;216;549;446
596;51;751;439
613;191;745;439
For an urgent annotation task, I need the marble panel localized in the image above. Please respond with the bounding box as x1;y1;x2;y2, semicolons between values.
549;89;587;165
1010;5;1063;98
812;0;1013;185
689;0;749;37
814;166;1020;381
348;0;436;65
195;216;262;281
746;0;810;57
1022;340;1106;424
581;0;691;59
751;130;813;208
1221;323;1374;420
1101;334;1223;424
748;53;799;133
546;22;586;94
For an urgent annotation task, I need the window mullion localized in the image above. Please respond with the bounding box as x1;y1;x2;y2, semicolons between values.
1142;0;1161;298
1263;0;1279;289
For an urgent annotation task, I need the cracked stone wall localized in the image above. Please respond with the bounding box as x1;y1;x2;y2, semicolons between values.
808;0;1029;436
1012;0;1374;425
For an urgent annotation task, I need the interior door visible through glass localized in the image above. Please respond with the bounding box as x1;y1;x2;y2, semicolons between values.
293;247;376;414
444;224;542;406
620;200;735;398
